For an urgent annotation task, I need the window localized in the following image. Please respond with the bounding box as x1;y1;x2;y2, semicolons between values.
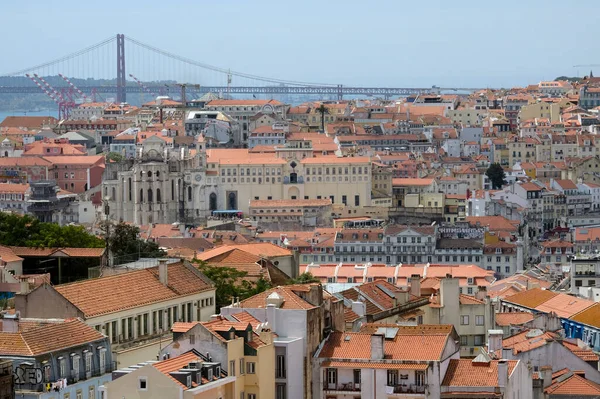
460;315;469;325
88;386;95;399
467;287;473;295
276;355;286;378
415;371;425;386
355;195;360;206
248;395;256;399
139;377;148;390
229;360;236;376
276;384;286;399
247;362;256;374
76;391;82;399
240;358;245;375
354;369;361;384
474;335;484;346
387;369;398;386
59;358;66;377
460;335;468;346
326;368;337;386
476;315;485;326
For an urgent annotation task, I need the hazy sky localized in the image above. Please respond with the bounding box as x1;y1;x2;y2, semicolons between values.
2;0;599;88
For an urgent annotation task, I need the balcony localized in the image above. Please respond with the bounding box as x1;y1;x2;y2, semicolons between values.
15;362;116;393
390;384;426;394
324;382;361;393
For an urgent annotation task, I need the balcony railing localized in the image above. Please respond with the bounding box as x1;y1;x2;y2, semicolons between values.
390;384;426;394
15;362;117;393
324;383;360;392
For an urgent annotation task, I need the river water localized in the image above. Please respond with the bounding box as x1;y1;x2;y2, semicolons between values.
0;109;58;123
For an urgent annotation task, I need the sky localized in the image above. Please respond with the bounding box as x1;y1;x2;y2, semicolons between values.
2;0;600;88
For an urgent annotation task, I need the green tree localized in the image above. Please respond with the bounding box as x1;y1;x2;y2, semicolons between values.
105;222;165;264
106;152;124;163
315;103;329;132
486;163;507;189
287;272;320;285
195;261;271;311
0;212;103;248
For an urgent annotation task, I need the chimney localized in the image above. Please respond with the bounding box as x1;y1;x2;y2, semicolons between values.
487;330;504;353
371;334;384;360
440;276;459;308
351;301;366;317
475;286;487;301
541;366;553;388
159;259;168;286
410;274;421;297
497;359;508;388
266;304;276;329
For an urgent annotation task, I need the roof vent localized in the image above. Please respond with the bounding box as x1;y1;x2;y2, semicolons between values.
266;292;284;308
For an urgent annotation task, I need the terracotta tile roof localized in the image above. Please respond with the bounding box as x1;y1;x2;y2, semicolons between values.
153;350;205;389
319;325;452;361
535;294;594;318
502;288;558;309
0;116;57;129
465;216;520;232
207;99;282;106
344;308;361;323
502;329;559;354
236;284;320;310
442;359;518;387
171;322;200;333
41;155;105;166
562;340;600;362
55;262;213;317
459;294;484;305
197;243;291;261
0;245;23;263
545;372;600;396
9;247;105;258
571;303;600;328
494;312;534;326
0;183;29;194
0;318;104;356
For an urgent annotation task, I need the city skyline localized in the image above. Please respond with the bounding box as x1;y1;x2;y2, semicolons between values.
2;0;599;88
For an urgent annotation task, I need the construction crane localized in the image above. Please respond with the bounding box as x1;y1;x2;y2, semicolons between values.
33;74;75;119
129;74;156;98
573;65;600;77
175;83;200;106
26;74;70;119
58;73;89;103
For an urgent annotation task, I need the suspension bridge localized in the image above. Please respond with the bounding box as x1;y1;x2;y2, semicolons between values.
0;34;485;107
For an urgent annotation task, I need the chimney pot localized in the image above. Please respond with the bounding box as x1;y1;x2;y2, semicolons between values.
159;259;168;286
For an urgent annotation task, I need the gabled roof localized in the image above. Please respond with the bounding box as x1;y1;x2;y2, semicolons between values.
235;284;320;310
319;324;453;361
494;312;534;326
442;359;518;388
545;372;600;396
502;288;558;309
197;243;291;261
0;318;104;356
54;262;213;317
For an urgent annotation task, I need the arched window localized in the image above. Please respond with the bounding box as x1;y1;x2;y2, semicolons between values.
188;186;192;201
139;189;144;202
171;180;175;200
140;171;144;179
111;187;116;201
228;192;237;210
128;178;132;201
157;189;161;202
104;187;108;197
209;193;217;211
156;171;160;178
148;189;153;203
147;171;152;178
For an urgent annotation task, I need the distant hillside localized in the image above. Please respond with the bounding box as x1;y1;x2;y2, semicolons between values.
554;76;582;83
0;76;175;111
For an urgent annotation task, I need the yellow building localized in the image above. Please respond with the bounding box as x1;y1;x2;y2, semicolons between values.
161;313;275;399
103;350;236;399
446;107;487;126
507;137;538;166
518;98;573;123
207;148;373;213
